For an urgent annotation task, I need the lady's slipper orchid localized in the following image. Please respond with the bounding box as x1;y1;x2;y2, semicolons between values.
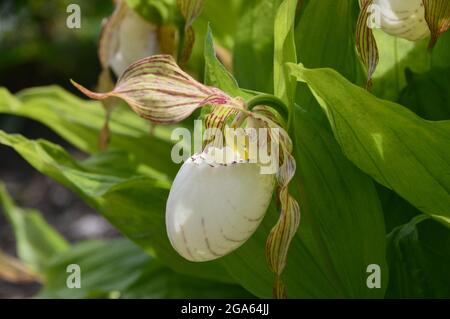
166;146;276;262
356;0;450;87
374;0;430;41
96;0;167;150
99;0;161;77
72;54;300;298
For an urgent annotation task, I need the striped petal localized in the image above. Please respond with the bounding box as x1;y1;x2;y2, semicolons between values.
356;0;379;89
72;55;238;124
423;0;450;48
246;108;300;298
177;0;203;27
177;0;204;66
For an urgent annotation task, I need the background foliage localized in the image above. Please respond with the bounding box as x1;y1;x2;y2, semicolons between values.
0;0;448;298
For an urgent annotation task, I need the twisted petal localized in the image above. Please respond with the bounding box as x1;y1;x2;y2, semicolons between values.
247;107;300;298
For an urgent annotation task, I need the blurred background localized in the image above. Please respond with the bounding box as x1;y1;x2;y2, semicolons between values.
0;0;119;298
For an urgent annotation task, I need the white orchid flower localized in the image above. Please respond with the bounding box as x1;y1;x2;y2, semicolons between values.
72;54;300;299
357;0;450;87
374;0;430;41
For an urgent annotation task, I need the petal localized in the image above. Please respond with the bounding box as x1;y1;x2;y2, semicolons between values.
356;0;379;89
72;55;233;124
99;0;160;77
423;0;450;48
166;148;275;262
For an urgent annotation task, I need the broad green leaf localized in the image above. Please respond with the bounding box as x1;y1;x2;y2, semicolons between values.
40;239;252;299
273;0;297;106
233;0;282;93
288;64;450;227
289;106;387;297
204;26;245;98
294;0;364;118
296;0;363;82
0;183;69;271
386;215;450;298
0;131;234;284
0;86;177;181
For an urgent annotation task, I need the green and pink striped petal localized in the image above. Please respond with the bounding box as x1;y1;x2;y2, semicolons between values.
72;54;240;124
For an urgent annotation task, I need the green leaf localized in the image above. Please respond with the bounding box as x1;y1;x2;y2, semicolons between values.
233;0;282;93
291;107;387;297
126;0;177;24
295;0;365;117
40;239;252;299
0;131;234;284
0;183;69;272
296;0;363;80
204;25;245;98
273;0;297;106
288;64;450;227
0;86;177;181
386;215;450;298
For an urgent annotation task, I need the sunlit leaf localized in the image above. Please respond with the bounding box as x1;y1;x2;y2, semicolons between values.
288;63;450;227
273;0;297;106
